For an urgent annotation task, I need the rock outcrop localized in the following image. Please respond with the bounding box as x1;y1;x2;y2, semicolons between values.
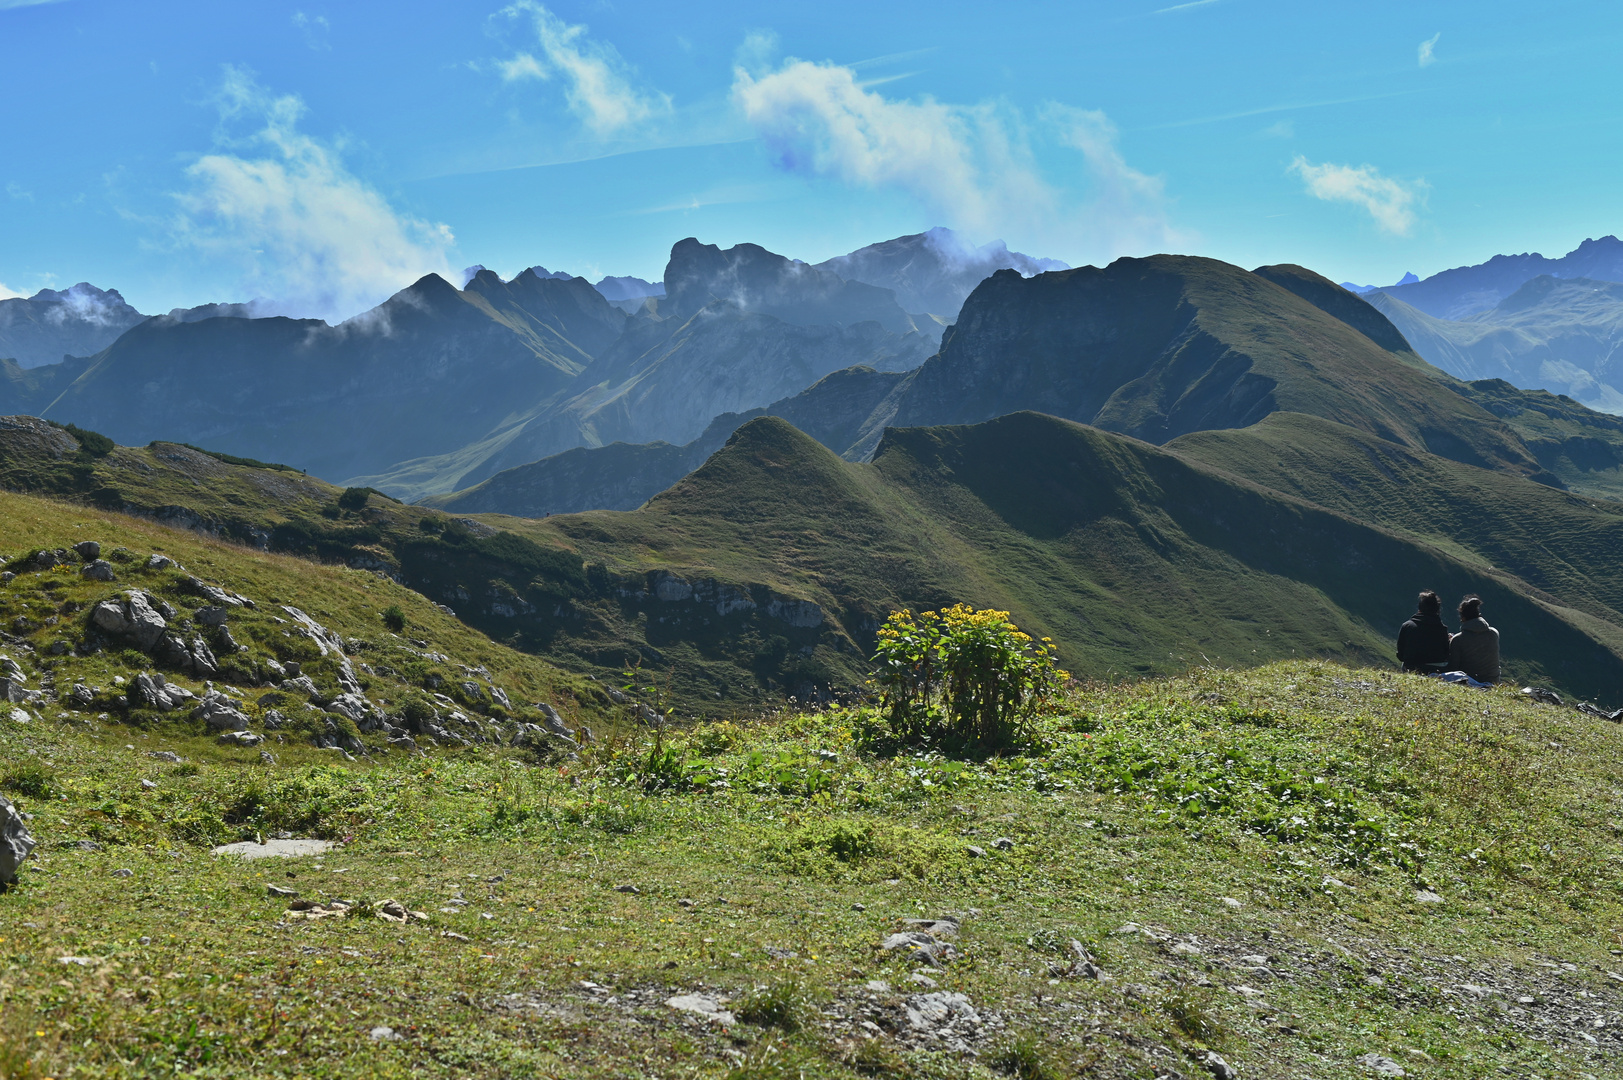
0;793;36;888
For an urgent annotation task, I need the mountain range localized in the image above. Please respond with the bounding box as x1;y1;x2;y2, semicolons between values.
7;234;1623;708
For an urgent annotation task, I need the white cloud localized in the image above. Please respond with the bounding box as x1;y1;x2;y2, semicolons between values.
1289;156;1425;236
1155;0;1220;12
1418;32;1440;67
170;66;457;323
731;56;1181;259
0;0;69;9
0;281;26;300
494;1;670;137
293;11;331;51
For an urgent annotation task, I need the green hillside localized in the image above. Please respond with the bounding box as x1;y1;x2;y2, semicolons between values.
491;414;1623;707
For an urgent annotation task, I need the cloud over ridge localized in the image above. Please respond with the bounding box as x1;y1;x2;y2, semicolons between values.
170;66;457;323
731;55;1181;261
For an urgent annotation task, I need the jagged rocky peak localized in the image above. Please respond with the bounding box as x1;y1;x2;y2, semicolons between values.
0;281;149;368
815;226;1069;319
660;237;917;334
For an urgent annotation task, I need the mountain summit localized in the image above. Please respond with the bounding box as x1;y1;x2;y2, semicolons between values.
815;226;1069;319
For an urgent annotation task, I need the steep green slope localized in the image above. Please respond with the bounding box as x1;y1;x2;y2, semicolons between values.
491;415;1623;707
1168;412;1623;624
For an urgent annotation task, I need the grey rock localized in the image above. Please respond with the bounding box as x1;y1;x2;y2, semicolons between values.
665;993;735;1024
1201;1050;1237;1080
489;686;511;709
139;778;157;790
0;656;21;682
145;554;176;571
127;671;167;709
368;1025;403;1042
1415;890;1445;905
188;635;219;678
880;932;957;965
1;678;36;704
904;991;978;1029
1355;1053;1406;1077
74;541;102;561
0;571;12;584
76;840;102;852
993;837;1014;851
80;559;116;581
219;730;265;747
5;707;31;724
280;675;321;701
124;591;169;650
69;684;94;708
211;838;334;859
259;749;278;765
90;599;131;636
458;680;485;702
148;751;182;763
194;606;229;627
190;691;249;734
215;626;240;653
262;658;287;680
906;972;938;988
283;661;302;677
964;844;987;858
111;868;133;878
765;945;798;959
1;794;37;887
185;576;248;608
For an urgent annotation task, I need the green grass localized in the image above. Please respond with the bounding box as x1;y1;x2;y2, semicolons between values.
2;659;1621;1078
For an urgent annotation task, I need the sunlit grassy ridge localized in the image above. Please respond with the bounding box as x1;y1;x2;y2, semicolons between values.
2;660;1620;1078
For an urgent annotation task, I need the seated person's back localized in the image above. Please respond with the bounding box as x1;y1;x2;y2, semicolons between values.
1397;590;1450;672
1448;594;1500;684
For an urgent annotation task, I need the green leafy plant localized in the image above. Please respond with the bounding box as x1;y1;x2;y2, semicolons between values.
1;761;56;800
873;605;1066;752
380;605;406;633
337;487;371;511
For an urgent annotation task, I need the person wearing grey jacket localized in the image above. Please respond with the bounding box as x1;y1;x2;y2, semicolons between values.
1448;594;1500;684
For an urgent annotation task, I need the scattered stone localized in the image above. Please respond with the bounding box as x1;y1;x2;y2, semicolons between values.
1201;1051;1237;1080
441;931;470;942
964;845;987;858
666;993;735;1024
284;899;352;921
76;840;101;852
211;838;334;860
851;902;866;912
219;730;265;747
902;917;960;938
1220;896;1243;909
111;868;133;878
865;979;892;993
368;1026;403;1042
614;884;640;894
904;991;978;1029
376;899;429;923
139;779;157;791
68;684;94;708
259;749;278;766
1355;1053;1407;1076
1169;941;1204;957
267;884;299;898
992;837;1014;851
1051;938;1108;980
194;606;229;627
148;751;182;764
881;932;957;965
74;540;101;561
5;707;30;725
1415;890;1445;905
907;972;938;988
1521;686;1563;706
80;559;115;581
146;554;176;571
816;749;838;761
58;955;98;967
1;794;37;887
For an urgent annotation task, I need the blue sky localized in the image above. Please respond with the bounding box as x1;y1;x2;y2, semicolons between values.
1;0;1619;320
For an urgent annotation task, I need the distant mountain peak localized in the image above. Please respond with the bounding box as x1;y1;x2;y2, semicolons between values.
815;227;1068;318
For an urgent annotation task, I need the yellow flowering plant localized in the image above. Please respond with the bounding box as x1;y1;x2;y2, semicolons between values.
872;604;1067;752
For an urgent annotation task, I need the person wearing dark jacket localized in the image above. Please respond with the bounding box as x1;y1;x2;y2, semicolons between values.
1396;590;1451;673
1448;594;1501;684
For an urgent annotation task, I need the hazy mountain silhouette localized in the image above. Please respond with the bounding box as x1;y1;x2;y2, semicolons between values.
0;283;147;368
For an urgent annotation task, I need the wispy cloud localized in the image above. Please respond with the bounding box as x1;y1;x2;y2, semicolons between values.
731;55;1182;259
1155;0;1220;12
292;11;331;52
0;0;69;9
0;281;26;300
6;182;33;201
170;66;457;322
492;1;670;137
1289;156;1426;236
1147;89;1418;130
1418;32;1441;67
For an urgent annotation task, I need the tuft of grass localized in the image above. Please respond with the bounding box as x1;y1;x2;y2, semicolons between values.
1159;986;1230;1044
985;1031;1066;1079
733;981;814;1032
0;760;55;800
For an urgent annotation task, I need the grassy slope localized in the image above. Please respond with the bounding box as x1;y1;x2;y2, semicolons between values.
2;660;1621;1079
0;489;609;736
1167;412;1623;625
498;415;1623;707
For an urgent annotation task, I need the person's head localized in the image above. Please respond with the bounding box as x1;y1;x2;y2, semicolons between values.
1459;594;1483;622
1417;590;1441;615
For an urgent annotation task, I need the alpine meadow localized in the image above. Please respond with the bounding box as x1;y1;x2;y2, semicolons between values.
3;4;1623;1079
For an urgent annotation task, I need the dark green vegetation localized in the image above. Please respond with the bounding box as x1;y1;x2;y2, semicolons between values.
3;657;1621;1078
